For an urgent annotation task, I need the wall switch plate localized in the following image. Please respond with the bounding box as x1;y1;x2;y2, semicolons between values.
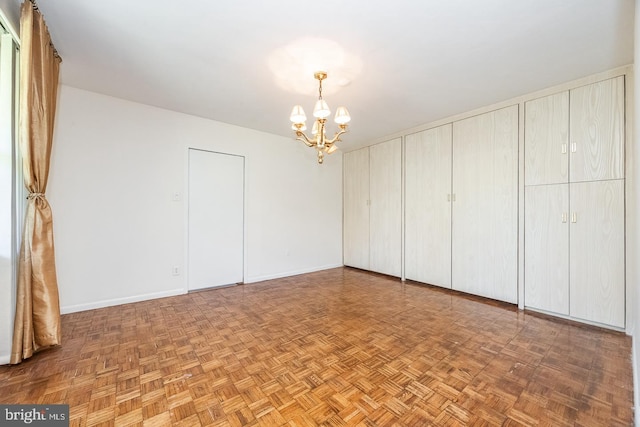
172;192;182;201
172;266;180;276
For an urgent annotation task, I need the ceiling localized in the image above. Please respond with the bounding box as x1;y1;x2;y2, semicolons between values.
24;1;637;149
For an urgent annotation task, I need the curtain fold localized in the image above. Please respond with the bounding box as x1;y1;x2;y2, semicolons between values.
10;1;62;364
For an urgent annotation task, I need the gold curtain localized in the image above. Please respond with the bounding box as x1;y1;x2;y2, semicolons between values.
10;1;62;364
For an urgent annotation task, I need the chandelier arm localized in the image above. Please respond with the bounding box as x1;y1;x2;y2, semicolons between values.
295;132;316;147
326;128;348;146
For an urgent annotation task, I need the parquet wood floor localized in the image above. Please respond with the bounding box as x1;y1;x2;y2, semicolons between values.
0;267;633;426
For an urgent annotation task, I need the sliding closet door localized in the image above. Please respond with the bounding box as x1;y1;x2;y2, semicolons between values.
452;105;518;303
188;149;244;290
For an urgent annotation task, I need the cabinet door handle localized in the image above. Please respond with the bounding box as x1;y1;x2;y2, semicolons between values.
561;143;567;154
571;142;577;153
562;212;568;223
447;194;451;202
451;193;456;202
571;212;577;223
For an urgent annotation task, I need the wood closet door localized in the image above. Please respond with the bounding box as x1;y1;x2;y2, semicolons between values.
452;105;518;303
569;180;625;328
369;138;402;277
524;184;569;315
343;148;370;270
524;91;569;186
405;125;452;288
569;76;624;183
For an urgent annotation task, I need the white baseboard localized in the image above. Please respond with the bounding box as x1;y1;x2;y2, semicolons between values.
245;264;343;284
60;288;186;314
59;266;343;314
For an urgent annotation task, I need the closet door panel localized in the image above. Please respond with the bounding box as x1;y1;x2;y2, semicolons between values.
569;180;625;328
343;148;370;270
405;125;452;288
369;138;402;277
570;76;624;182
452;105;519;303
524;184;569;315
524;91;569;185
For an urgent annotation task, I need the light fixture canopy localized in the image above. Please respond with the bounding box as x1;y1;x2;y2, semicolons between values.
289;71;351;164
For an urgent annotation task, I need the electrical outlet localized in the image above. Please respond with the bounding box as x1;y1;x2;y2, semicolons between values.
171;192;182;201
172;266;180;276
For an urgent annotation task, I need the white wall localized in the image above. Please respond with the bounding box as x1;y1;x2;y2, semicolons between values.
47;85;343;313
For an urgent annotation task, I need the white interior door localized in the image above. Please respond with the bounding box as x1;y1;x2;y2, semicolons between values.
188;149;244;290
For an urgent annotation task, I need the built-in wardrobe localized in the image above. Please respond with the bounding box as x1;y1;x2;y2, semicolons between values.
524;76;625;328
404;106;519;304
343;69;628;330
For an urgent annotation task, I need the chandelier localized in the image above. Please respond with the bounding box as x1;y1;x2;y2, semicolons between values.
289;71;351;164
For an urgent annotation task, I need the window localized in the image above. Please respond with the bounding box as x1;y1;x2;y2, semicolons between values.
0;16;20;363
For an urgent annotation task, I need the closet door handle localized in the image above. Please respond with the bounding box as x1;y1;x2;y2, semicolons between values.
562;212;568;223
447;194;451;202
561;143;567;154
570;142;577;153
571;212;577;223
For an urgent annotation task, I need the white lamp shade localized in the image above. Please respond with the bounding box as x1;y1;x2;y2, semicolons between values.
334;106;351;124
313;99;331;118
326;144;339;154
290;105;306;123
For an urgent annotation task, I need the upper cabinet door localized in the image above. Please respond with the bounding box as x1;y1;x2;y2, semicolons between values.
570;76;624;182
405;124;452;288
524;91;569;185
343;148;370;270
369;138;402;277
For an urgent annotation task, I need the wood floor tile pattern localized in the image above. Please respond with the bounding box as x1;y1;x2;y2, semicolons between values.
0;267;633;426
